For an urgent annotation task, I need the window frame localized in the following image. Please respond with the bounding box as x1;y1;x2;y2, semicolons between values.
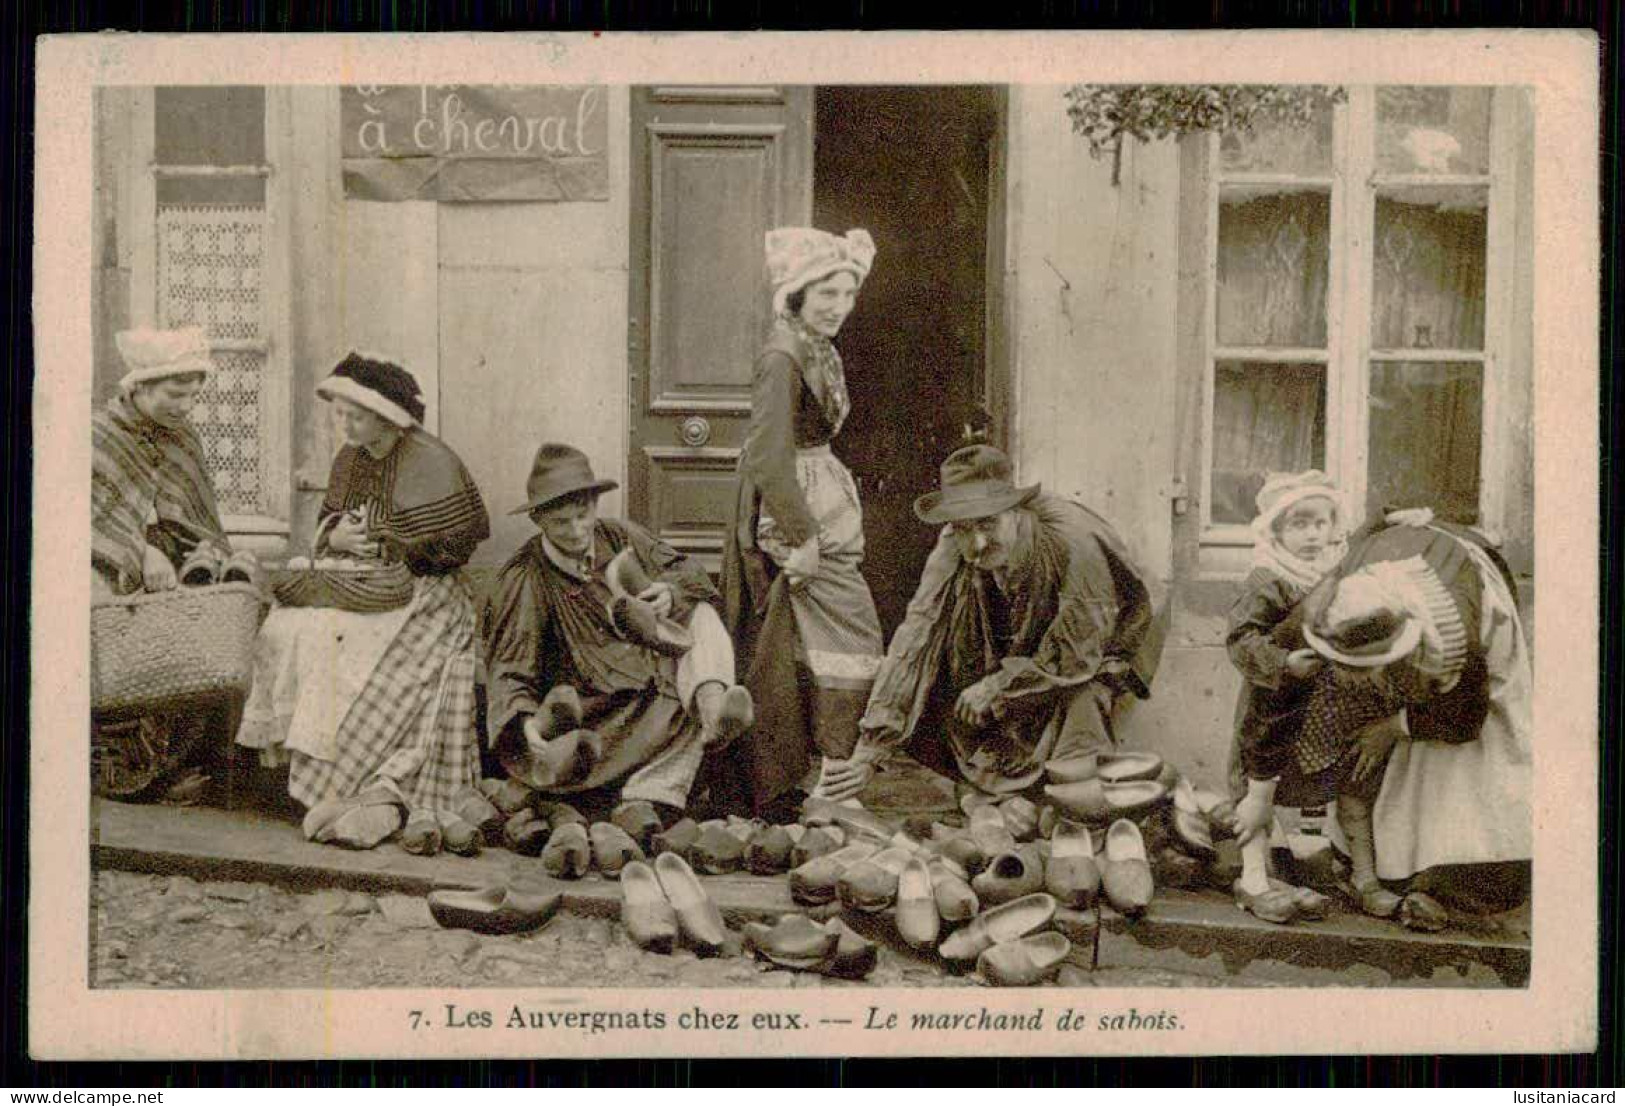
1196;86;1517;577
126;86;295;546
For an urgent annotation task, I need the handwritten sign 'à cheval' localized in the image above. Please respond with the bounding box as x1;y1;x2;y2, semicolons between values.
341;86;608;202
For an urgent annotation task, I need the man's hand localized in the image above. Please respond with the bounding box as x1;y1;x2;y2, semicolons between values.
954;676;1001;727
637;581;677;619
1351;715;1404;784
1285;648;1323;680
783;537;820;590
1229;777;1278;846
142;543;178;592
814;747;879;802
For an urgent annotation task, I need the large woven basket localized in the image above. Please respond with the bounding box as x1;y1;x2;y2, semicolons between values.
90;582;265;719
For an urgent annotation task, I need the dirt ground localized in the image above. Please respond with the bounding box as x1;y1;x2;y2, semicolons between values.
89;871;1283;991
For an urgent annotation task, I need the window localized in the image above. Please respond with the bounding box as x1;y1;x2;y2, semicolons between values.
1200;86;1515;567
129;87;292;542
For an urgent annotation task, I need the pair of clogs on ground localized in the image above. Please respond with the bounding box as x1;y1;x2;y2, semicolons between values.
1043;751;1177;825
936;892;1072;986
653;816;805;876
618;853;729;956
426;878;564;936
740;914;880;980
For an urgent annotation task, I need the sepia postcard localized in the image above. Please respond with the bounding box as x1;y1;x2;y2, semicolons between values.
30;30;1599;1059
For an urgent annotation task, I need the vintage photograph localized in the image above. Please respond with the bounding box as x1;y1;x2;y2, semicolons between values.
34;31;1598;1059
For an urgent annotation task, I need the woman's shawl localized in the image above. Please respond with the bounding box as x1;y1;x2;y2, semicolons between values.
321;428;489;575
91;393;228;592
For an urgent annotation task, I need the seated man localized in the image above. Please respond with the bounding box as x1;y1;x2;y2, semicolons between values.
92;325;241;597
482;443;754;830
819;445;1163;807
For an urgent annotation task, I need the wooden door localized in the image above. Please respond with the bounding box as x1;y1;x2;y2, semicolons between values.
627;86;813;572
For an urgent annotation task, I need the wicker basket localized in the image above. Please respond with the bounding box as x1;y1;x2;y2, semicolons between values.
90;582;265;719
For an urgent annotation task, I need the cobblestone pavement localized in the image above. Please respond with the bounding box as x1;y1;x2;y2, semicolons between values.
90;871;1284;990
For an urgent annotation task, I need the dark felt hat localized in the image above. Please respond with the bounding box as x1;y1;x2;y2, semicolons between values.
316;352;426;427
913;445;1040;525
511;443;619;515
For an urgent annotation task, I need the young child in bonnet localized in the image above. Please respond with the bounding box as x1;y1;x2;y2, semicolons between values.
1223;470;1347;923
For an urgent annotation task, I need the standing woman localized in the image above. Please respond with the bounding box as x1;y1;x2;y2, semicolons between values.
719;228;886;819
236;353;491;855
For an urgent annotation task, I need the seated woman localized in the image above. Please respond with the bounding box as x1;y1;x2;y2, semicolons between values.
236;353;491;855
92;326;241;597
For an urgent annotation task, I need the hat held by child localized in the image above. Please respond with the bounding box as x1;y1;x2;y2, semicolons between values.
1303;569;1423;668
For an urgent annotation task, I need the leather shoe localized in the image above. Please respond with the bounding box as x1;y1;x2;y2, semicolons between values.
928;856;980;922
790;841;881;906
938;892;1058;961
1097;751;1163;784
427;882;562;936
745;824;796;875
688;823;746;874
836;846;914;913
971;845;1045;907
1101;819;1154;917
789;826;841;868
618;860;678;953
611;800;664;854
536;684;585;741
589;821;644;876
895;857;940;949
652;817;700;857
541;821;591;879
502;809;550;856
654;852;727;956
1044;819;1100;909
742;914;840;970
978;931;1071;987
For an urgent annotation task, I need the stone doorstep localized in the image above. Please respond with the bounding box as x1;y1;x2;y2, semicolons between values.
91;800;1529;987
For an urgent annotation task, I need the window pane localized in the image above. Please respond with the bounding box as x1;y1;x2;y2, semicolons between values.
1367;360;1482;524
156;176;266;206
154;87;266;166
1217;187;1330;348
1219;97;1334;175
1371;186;1487;350
1210;360;1326;525
1376;86;1491;175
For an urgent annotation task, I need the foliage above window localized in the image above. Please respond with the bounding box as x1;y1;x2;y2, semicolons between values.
1064;85;1347;183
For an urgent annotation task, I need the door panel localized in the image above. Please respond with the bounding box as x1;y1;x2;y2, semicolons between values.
629;87;812;571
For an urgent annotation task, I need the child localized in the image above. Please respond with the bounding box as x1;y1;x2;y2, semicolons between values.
1224;470;1347;923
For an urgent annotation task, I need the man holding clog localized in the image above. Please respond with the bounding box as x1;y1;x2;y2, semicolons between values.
482;444;754;832
821;445;1163;807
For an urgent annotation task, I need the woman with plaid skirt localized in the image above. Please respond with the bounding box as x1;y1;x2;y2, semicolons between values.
236;354;491;855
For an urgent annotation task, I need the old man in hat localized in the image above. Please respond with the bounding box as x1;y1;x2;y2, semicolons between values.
818;445;1163;810
481;443;755;835
92;325;251;596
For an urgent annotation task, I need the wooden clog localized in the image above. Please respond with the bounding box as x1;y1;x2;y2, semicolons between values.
653;852;727;956
1100;819;1154;917
619;861;678;953
427;883;563;936
938;892;1058;962
1097;751;1163;785
742;914;840;970
977;931;1071;987
895;857;940;949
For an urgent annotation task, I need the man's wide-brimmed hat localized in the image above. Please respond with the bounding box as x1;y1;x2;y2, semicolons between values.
1302;569;1423;668
116;326;214;389
913;445;1040;526
316;352;426;427
511;443;619;515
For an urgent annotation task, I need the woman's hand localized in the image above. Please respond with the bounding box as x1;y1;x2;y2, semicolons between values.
637;581;677;619
954;676;1001;727
783;537;820;590
1285;648;1323;680
327;513;379;559
141;543;178;592
1351;715;1404;784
